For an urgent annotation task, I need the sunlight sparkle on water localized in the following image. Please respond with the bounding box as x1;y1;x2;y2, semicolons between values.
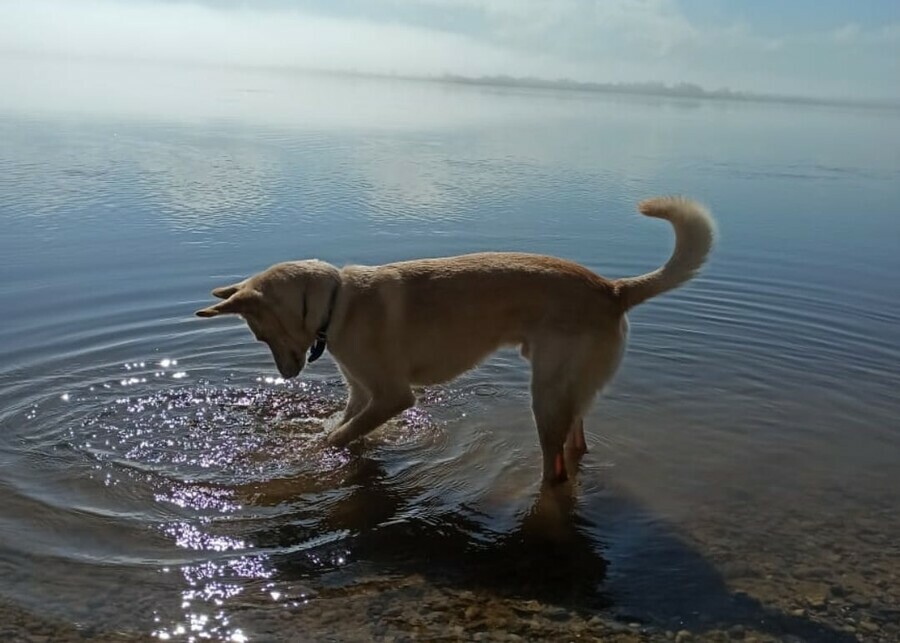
164;522;247;552
156;484;241;513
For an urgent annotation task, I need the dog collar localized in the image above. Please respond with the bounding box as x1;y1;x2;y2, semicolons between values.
308;285;339;363
308;330;328;363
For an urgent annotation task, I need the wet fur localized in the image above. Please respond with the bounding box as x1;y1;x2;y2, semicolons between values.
196;197;715;483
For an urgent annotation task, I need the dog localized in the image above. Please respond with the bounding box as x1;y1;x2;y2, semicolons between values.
196;196;714;483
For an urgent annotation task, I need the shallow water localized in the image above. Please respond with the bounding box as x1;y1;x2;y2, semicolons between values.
1;59;899;641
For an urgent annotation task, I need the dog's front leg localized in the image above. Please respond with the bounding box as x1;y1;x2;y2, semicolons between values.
340;373;370;425
326;388;415;448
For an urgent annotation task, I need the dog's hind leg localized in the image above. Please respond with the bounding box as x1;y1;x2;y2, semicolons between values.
565;417;587;455
562;418;588;480
528;336;598;483
533;393;577;484
529;349;580;484
566;418;587;454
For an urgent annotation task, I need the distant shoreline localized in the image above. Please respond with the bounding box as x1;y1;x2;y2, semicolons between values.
430;73;900;111
4;51;898;111
314;67;896;111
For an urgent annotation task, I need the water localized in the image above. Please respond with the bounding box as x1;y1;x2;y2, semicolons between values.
1;59;899;641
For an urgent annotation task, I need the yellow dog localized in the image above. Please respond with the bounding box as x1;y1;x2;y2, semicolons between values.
197;197;714;483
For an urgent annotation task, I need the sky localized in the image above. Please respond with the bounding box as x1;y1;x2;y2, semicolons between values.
1;0;898;101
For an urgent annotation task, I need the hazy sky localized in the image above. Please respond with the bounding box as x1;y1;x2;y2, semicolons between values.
1;0;898;100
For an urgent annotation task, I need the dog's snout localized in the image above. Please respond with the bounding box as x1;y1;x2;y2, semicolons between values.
277;362;301;379
275;353;302;379
265;343;304;379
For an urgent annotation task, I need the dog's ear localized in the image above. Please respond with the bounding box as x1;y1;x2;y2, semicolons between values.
195;289;260;318
211;283;242;299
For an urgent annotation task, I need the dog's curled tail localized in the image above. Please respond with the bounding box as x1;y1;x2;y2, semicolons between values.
615;196;715;311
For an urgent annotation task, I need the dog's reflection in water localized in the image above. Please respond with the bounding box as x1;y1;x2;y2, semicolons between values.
235;439;608;611
232;445;860;643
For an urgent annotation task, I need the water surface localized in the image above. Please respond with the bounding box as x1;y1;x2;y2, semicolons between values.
1;59;899;641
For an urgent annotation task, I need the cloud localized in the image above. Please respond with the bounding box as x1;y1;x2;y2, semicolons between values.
0;0;897;100
832;23;861;44
0;0;578;78
390;0;699;56
0;0;720;82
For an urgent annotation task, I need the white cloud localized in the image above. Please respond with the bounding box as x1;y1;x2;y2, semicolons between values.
832;23;861;44
0;0;897;99
590;0;699;54
829;21;900;46
0;0;578;78
877;23;900;43
393;0;699;55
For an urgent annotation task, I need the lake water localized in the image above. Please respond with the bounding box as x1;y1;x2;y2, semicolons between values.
1;59;899;642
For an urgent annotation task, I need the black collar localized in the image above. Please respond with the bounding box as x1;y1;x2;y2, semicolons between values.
308;285;339;363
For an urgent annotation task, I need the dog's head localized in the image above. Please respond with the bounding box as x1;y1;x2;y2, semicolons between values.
195;260;341;379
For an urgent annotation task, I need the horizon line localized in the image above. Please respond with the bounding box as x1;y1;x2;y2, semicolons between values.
5;50;899;111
